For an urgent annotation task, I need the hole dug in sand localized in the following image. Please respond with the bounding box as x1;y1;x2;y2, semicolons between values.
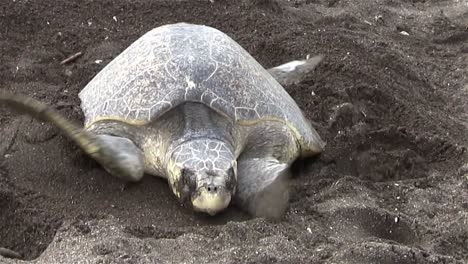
331;241;459;264
327;206;418;245
0;188;62;260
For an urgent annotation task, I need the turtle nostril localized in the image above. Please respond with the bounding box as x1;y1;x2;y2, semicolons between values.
206;184;219;193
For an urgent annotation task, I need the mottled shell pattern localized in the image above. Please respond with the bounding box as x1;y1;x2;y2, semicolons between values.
79;23;324;155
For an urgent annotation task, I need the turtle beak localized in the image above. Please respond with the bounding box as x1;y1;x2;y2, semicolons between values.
191;185;231;215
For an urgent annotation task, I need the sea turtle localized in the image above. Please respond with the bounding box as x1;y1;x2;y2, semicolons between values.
0;23;325;218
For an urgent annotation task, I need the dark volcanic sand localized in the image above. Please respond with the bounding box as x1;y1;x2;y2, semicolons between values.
0;0;467;263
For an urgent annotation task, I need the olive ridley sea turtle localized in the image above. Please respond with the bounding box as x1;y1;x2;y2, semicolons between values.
0;23;325;219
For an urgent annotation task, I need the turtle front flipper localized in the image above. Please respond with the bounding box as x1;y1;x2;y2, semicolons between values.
0;247;22;259
267;55;323;86
234;157;291;220
0;90;99;154
0;90;144;182
92;134;145;182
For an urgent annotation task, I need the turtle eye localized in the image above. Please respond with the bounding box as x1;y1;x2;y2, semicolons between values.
225;167;236;191
181;168;197;194
227;167;235;178
176;168;188;202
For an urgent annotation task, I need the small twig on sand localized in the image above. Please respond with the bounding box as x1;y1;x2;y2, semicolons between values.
0;247;22;259
60;51;83;65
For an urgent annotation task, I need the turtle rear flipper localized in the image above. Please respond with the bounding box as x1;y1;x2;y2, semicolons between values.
0;91;144;181
268;55;323;86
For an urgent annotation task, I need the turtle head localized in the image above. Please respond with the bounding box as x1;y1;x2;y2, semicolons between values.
167;139;237;215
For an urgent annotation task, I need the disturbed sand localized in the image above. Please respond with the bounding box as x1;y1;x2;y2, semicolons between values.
0;0;467;263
